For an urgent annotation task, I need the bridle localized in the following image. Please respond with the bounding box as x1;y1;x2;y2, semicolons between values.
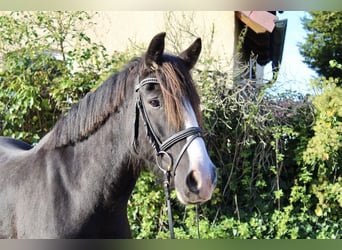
134;76;202;239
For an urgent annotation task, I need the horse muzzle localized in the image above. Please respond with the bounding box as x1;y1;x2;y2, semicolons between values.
176;161;217;205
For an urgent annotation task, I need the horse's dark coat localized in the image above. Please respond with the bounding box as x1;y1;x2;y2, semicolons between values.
0;137;33;151
0;33;214;238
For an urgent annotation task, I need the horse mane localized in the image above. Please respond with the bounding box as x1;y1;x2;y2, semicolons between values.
50;58;140;147
49;54;201;148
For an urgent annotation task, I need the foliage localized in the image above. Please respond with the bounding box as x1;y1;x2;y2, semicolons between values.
300;18;342;234
299;11;342;82
0;11;128;142
302;78;342;224
127;172;169;239
1;11;341;239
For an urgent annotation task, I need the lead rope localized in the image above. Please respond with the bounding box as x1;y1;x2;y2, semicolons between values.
161;162;202;240
163;168;175;239
156;151;175;239
163;176;201;240
156;135;202;239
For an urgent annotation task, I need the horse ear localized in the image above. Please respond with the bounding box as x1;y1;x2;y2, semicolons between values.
145;32;166;69
179;38;202;69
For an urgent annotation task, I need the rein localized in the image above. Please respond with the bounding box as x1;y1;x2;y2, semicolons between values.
134;77;202;239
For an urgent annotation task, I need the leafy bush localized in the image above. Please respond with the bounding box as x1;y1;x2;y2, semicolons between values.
0;11;128;142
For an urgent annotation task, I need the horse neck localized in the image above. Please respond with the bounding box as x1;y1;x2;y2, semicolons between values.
71;114;140;200
36;97;141;207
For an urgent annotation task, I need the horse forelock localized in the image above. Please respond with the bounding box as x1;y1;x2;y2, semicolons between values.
156;55;202;130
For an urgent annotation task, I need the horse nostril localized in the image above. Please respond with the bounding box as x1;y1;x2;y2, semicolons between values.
186;170;200;194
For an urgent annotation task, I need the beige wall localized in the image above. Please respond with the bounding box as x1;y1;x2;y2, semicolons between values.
87;11;235;63
0;11;236;72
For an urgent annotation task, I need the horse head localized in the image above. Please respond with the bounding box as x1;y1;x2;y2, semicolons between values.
133;32;217;205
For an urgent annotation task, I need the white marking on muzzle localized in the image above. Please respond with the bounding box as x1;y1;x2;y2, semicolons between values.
181;101;216;202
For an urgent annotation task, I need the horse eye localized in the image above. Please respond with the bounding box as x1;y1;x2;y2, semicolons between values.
148;99;160;108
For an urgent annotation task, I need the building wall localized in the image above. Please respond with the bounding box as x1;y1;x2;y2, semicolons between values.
87;11;235;63
0;11;236;74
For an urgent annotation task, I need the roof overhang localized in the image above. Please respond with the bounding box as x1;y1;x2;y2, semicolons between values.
236;11;278;33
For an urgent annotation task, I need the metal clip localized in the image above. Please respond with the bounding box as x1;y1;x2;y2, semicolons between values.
156;151;173;174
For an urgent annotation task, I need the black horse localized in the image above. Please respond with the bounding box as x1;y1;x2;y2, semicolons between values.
0;33;216;238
